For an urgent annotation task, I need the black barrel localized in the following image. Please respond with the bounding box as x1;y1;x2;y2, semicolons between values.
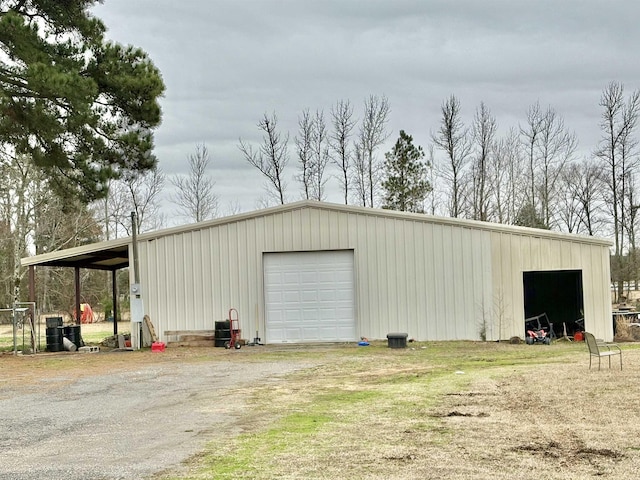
214;320;231;347
46;326;64;352
63;325;84;348
216;329;231;340
46;316;63;328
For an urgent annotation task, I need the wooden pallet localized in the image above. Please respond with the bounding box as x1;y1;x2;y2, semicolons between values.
164;330;216;347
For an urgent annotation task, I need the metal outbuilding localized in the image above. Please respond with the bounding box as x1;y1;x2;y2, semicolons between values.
22;200;614;344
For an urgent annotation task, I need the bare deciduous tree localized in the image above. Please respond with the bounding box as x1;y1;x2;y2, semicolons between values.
471;102;497;221
520;102;544;213
0;151;104;313
35;195;103;313
519;103;577;228
129;168;166;233
536;107;578;228
295;110;330;201
352;141;368;206
295;109;314;200
104;167;165;238
425;144;441;216
557;165;583;233
310;110;330;201
330;100;356;204
432;94;472;218
489;128;525;224
573;159;606;236
354;94;390;207
171;144;218;223
239;112;289;205
596;81;640;300
559;160;606;235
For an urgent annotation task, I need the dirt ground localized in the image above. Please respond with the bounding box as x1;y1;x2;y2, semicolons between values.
161;344;640;480
419;359;640;479
2;338;640;479
0;346;316;480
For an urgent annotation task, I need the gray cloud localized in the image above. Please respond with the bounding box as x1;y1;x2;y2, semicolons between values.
92;0;640;218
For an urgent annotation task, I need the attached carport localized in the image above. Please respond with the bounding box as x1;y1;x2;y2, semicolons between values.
21;239;131;340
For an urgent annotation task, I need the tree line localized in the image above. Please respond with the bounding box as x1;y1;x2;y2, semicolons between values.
0;144;220;316
5;83;639;315
1;2;637;315
0;1;215;317
239;84;639;302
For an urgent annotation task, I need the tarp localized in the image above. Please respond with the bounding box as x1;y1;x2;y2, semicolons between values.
79;303;95;324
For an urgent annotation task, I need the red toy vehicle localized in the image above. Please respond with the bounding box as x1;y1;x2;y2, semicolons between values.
526;328;551;345
524;313;554;345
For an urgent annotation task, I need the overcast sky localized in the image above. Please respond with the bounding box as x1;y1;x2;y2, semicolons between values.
92;0;639;223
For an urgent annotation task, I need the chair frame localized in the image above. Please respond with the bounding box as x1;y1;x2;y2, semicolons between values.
584;332;622;370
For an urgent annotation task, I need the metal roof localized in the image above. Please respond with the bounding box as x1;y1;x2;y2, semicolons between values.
21;200;613;270
21;238;130;271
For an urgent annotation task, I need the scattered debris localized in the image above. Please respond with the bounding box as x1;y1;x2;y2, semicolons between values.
78;346;100;353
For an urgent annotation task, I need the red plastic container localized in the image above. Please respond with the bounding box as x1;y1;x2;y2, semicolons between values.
151;341;166;352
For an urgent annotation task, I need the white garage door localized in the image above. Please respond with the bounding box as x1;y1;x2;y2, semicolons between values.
264;250;356;343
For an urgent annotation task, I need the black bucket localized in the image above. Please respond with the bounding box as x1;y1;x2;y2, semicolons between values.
46;326;64;352
386;333;408;349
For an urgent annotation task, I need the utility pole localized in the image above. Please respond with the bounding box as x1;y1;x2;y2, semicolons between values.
130;211;143;350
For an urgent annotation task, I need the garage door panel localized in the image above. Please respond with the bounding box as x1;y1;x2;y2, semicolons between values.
284;327;301;339
334;290;353;302
283;272;300;283
301;308;319;321
317;272;338;283
265;291;282;303
264;251;356;343
299;271;318;282
317;289;341;302
283;291;301;303
283;308;302;321
300;290;318;302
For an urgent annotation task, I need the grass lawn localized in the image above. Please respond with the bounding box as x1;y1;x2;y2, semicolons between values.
0;321;128;352
153;340;640;480
3;335;640;479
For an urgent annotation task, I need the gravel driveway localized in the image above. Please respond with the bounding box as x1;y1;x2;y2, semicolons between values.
0;353;313;480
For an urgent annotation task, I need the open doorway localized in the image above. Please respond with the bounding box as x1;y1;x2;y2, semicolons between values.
523;270;584;338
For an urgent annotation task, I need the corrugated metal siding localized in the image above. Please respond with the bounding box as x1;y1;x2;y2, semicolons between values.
489;233;613;341
137;204;612;343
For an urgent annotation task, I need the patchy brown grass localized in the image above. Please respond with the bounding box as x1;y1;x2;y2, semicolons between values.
4;340;640;479
161;342;640;480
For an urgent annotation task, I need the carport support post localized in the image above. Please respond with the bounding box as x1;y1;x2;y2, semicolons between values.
74;267;81;324
112;270;118;336
28;266;36;352
28;266;35;304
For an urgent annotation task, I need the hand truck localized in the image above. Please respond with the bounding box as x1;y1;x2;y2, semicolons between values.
225;308;242;350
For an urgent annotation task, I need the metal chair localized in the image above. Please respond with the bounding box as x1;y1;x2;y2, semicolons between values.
584;332;622;370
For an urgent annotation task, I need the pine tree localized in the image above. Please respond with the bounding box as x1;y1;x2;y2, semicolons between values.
382;130;430;213
0;0;165;202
